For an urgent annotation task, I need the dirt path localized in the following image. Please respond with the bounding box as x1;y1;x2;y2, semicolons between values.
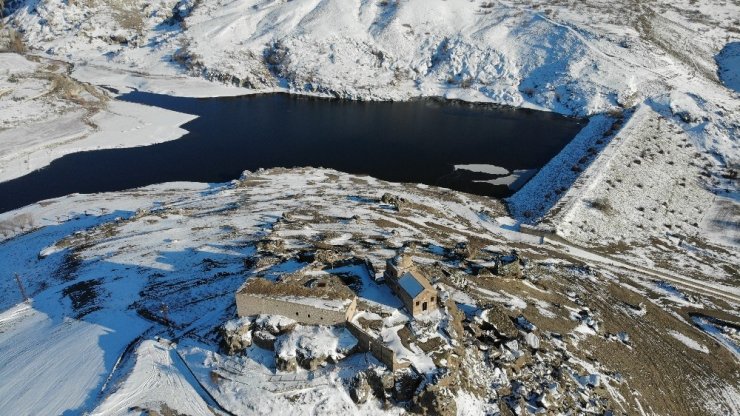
543;238;740;304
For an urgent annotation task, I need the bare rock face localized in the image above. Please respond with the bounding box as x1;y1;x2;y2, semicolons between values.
380;193;407;211
276;355;297;372
499;400;516;416
413;385;457;416
254;315;297;336
366;368;395;400
252;330;277;350
220;318;253;355
296;349;327;371
349;372;372;404
496;258;522;279
479;306;519;339
525;332;540;350
452;242;475;260
257;237;285;254
393;368;424;402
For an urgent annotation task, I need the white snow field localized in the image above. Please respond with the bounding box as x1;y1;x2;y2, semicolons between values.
0;53;197;182
0;296;149;415
4;0;737;118
91;340;217;416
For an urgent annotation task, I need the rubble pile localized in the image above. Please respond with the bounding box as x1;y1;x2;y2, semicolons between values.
463;309;616;414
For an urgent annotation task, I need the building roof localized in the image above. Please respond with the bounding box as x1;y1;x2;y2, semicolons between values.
273;295;354;312
238;277;356;311
397;271;433;299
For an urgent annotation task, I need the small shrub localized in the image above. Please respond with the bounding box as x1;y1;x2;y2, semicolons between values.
209;370;224;385
590;198;613;214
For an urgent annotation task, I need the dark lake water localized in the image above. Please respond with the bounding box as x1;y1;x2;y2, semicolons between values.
0;93;585;213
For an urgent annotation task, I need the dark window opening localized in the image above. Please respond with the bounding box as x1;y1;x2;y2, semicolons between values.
415;301;420;306
295;312;299;316
422;302;428;311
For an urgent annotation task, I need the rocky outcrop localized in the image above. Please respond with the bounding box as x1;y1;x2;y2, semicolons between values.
392;368;423;402
276;355;297;372
252;330;277;350
219;317;253;355
478;306;518;339
413;385;457;416
296;350;326;371
380;193;408;211
367;368;395;400
349;372;372;404
254;315;297;336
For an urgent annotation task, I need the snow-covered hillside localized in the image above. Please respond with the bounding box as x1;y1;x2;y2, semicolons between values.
0;168;738;415
6;0;737;115
2;0;738;242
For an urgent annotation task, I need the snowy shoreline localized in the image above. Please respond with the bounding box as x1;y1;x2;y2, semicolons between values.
1;0;737;247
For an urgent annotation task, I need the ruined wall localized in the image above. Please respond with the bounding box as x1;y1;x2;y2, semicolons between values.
236;293;356;325
346;321;410;371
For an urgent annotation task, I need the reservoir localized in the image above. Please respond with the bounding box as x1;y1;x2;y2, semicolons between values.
0;92;584;213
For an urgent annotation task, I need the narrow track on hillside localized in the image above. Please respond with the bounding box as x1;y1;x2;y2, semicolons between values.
543;239;740;305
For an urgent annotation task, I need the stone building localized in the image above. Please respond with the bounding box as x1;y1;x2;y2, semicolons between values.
236;277;357;325
384;254;438;317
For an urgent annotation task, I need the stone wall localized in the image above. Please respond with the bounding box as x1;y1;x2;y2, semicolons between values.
236;292;356;325
346;321;410;372
386;278;414;313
